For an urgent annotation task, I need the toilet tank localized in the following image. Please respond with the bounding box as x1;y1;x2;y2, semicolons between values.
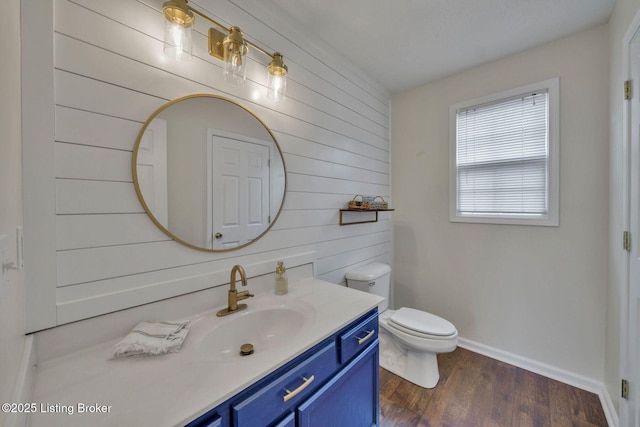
345;263;391;312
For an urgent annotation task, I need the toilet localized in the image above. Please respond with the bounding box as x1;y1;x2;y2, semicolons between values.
346;263;457;388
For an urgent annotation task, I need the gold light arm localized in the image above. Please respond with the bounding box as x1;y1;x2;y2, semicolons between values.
189;7;229;33
187;5;275;60
243;38;274;60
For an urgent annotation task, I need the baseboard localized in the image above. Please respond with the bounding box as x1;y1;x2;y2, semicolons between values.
5;335;36;427
457;337;618;427
599;385;619;427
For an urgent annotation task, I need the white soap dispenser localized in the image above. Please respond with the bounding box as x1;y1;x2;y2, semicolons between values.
275;261;288;295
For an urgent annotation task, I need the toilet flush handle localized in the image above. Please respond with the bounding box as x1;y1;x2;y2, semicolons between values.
368;281;375;287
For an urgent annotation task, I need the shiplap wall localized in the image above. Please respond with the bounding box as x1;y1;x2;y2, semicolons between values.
22;0;391;332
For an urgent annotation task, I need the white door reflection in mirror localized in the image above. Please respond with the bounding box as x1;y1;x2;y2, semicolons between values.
133;94;286;252
136;118;168;228
208;130;271;250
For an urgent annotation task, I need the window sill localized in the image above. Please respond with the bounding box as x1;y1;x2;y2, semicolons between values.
449;214;559;227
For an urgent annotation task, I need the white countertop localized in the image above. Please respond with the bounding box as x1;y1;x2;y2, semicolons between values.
29;279;382;427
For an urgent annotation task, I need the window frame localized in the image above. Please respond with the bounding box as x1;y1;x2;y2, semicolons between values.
449;78;560;226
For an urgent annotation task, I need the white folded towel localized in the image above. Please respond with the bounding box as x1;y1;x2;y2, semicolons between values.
112;320;191;358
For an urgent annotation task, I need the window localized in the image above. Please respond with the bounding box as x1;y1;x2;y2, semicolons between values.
449;78;559;226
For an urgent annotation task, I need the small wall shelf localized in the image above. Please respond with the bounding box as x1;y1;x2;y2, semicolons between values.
339;209;395;226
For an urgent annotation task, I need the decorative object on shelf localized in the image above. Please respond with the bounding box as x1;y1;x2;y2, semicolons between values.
162;0;288;101
339;199;394;226
348;194;370;210
368;196;388;210
348;195;388;210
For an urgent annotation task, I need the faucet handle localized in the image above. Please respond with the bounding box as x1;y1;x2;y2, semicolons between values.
237;291;254;301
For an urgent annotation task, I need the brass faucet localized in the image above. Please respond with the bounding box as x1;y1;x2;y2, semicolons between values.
217;264;254;317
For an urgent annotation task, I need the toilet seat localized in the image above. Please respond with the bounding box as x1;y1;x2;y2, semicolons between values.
388;307;457;339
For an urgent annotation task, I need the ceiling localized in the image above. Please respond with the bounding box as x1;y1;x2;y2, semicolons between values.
264;0;615;94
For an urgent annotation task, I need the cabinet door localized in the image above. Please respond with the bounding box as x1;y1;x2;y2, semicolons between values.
297;341;379;427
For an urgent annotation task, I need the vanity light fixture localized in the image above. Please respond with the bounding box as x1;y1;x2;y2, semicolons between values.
162;0;288;101
267;52;287;101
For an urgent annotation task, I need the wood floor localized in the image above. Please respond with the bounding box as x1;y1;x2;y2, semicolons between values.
379;347;608;427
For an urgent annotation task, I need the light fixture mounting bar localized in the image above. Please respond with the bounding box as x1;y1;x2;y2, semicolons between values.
242;38;274;60
187;5;274;60
189;7;229;33
207;28;226;60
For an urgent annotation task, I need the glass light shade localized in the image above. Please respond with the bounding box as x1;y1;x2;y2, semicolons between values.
164;19;193;61
267;53;288;101
222;27;247;85
267;71;287;102
223;46;246;84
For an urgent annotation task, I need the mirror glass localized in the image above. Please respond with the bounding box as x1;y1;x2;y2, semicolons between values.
133;94;286;252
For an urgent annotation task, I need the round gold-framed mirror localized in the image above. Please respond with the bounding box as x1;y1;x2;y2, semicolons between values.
132;94;286;252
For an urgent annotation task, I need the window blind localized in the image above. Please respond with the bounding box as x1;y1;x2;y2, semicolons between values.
455;91;549;216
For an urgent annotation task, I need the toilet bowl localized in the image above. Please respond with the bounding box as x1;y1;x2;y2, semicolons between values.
346;263;457;388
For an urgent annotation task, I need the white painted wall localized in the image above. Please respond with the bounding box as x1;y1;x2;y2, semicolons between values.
607;0;640;416
392;25;609;382
0;0;25;421
22;0;391;331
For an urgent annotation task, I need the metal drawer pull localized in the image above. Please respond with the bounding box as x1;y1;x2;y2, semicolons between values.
283;375;315;402
356;330;375;345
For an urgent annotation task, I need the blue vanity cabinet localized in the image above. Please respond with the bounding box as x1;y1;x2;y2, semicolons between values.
232;341;339;426
185;309;379;427
338;310;379;364
297;341;379;427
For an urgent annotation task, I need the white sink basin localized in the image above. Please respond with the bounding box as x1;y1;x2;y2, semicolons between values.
198;303;314;361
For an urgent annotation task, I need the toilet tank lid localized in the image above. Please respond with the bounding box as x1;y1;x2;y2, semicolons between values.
345;262;391;281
